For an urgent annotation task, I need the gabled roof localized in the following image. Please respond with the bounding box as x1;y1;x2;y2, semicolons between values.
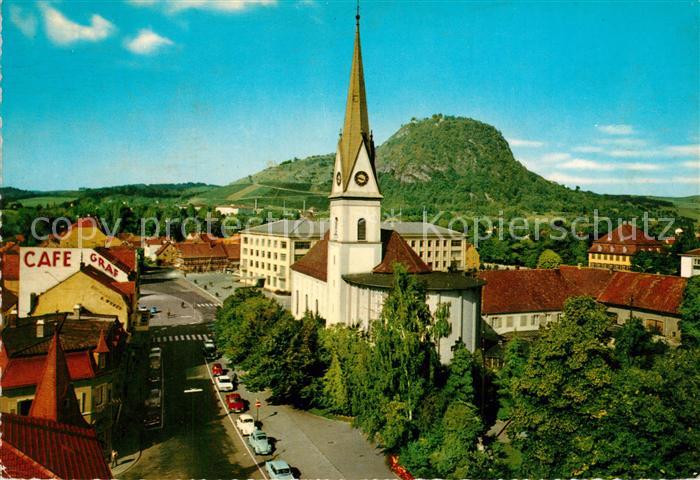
176;241;228;259
29;332;89;428
1;350;97;389
597;271;687;315
155;241;175;256
79;265;135;302
1;413;112;480
592;224;661;245
290;233;329;282
373;230;431;274
95;329;111;354
478;266;686;316
682;247;700;257
222;242;240;260
94;245;137;273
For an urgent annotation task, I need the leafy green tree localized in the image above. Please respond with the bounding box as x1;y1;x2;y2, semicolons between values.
442;343;474;404
495;337;529;420
508;296;614;477
631;250;678;275
322;353;348;413
679;275;700;348
430;401;483;476
536;249;562;269
432;303;452;362
613;317;667;368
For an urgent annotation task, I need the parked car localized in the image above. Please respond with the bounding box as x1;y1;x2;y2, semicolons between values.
143;409;161;429
214;375;234;392
203;342;217;360
235;414;256;436
145;388;161;408
265;460;295;480
148;371;161;384
150;346;162;355
211;362;223;376
149;353;161;370
226;393;246;413
248;429;272;455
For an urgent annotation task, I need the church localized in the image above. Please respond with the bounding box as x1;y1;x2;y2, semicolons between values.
290;13;484;362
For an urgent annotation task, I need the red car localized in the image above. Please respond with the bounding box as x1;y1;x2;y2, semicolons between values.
226;393;245;413
211;362;223;376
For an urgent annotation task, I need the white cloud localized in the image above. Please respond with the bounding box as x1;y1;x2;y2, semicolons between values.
40;3;116;45
571;145;604;153
596;124;635;135
10;5;38;38
540;152;572;163
559;159;661;171
547;173;697;186
664;144;700;157
129;0;277;13
125;28;174;54
680;160;700;169
507;138;545;148
597;137;648;147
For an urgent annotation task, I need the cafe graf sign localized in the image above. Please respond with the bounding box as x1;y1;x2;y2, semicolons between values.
18;247;130;316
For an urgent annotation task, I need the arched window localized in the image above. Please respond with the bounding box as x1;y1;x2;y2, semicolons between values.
357;218;366;241
334;217;339;238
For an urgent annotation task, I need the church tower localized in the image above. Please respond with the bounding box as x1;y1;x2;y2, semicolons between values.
326;9;383;325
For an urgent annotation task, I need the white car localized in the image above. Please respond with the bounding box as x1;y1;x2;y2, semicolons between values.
214;375;234;392
235;414;256;436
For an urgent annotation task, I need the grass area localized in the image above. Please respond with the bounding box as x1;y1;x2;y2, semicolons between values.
653;195;700;222
16;195;78;207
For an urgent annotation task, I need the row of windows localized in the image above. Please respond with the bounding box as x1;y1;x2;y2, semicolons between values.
243;236;288;249
409;239;462;248
590;253;629;262
243;261;286;275
243;248;287;261
490;313;559;329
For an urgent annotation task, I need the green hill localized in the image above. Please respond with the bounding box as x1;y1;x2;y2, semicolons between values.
203;115;677;220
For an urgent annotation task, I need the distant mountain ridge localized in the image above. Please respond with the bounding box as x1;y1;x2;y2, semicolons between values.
196;115;676;219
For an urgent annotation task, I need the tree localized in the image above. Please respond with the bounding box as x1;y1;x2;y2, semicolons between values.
322;353;348;413
442;343;475;404
495;337;529;420
612;317;667;368
432;303;451;362
536;249;562;269
679;275;700;348
631;250;677;275
508;296;614;477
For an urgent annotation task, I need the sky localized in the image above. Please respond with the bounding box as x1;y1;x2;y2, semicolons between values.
3;0;699;197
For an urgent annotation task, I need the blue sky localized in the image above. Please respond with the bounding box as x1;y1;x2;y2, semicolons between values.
3;0;699;197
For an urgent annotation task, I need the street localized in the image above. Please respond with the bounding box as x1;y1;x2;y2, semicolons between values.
123;268;394;479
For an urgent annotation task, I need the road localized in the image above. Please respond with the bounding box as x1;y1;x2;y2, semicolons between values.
125;268;394;479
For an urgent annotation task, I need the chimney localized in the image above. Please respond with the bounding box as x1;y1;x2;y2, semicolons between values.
37;318;45;338
73;304;82;319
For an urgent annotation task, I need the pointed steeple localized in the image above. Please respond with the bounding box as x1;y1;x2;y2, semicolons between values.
29;330;88;428
337;7;375;191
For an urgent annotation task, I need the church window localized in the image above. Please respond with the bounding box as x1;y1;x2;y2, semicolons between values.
305;294;309;312
357;218;366;241
335;217;339;237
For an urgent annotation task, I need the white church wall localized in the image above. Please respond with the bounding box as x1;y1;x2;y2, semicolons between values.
290;271;328;320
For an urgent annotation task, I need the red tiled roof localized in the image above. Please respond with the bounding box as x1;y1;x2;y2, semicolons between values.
291;233;329;282
478;269;576;315
478;266;686;316
145;237;166;246
598;271;687;315
373;230;431;274
222;242;240;260
589;224;662;254
29;332;89;428
111;280;136;297
94;246;137;274
683;248;700;257
1;413;112;480
176;242;227;259
95;329;110;354
1;350;97;389
155;241;175;256
2;251;20;280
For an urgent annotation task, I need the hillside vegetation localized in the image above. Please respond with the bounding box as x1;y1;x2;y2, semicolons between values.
203;115;677;220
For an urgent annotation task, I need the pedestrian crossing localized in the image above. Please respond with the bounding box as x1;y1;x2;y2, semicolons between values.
195;302;220;308
152;334;213;343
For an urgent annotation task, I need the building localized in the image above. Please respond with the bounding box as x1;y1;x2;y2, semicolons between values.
0;329;113;479
240;219;328;291
478;266;687;344
241;220;477;292
1;243;20;323
174;241;228;272
44;217;123;249
155;241;179;265
143;237;168;261
588;223;663;271
289;15;484;362
17;246;138;319
680;248;700;278
30;266;137;329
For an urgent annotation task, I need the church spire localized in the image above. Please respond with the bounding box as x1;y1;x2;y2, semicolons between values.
337;6;374;191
